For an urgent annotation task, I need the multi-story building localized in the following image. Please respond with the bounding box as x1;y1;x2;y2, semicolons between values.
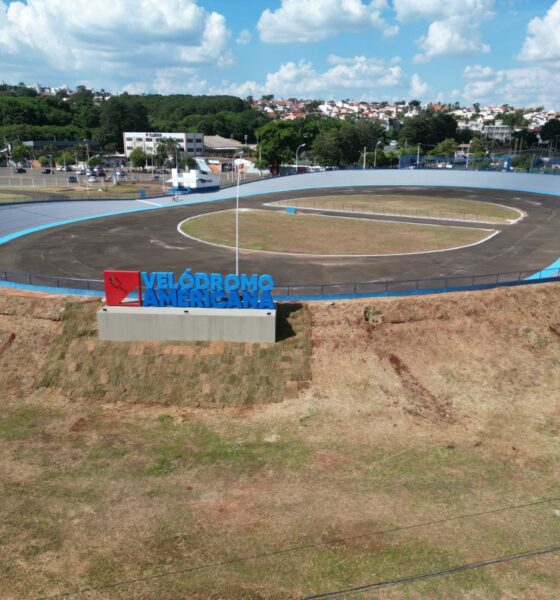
123;132;204;158
482;121;513;142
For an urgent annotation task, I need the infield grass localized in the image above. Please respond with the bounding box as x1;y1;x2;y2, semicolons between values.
272;194;521;224
180;208;495;255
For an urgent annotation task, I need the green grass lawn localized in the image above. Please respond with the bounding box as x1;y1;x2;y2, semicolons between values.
0;191;33;203
180;208;496;255
273;194;521;224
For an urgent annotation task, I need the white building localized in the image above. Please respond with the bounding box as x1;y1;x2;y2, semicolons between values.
123;132;204;158
482;120;513;142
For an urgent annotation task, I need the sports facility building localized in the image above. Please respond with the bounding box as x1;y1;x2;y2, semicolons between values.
123;132;204;158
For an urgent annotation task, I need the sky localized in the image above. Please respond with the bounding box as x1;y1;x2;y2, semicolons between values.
1;0;559;108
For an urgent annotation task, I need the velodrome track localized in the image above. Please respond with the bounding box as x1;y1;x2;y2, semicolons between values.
0;170;559;289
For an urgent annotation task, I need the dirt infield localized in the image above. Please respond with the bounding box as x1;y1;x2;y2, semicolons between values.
271;194;522;224
179;208;495;256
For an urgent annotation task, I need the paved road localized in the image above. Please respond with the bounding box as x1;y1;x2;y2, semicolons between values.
0;185;558;288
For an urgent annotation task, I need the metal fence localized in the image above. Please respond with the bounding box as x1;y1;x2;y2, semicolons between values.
1;267;559;300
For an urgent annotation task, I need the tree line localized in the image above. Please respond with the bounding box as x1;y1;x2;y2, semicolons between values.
0;86;268;156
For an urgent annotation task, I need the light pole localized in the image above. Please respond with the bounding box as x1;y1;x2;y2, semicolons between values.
362;145;367;170
465;140;472;170
373;140;382;169
235;151;244;276
416;143;421;168
295;143;306;173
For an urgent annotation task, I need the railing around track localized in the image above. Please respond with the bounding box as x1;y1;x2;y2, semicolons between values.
1;267;560;300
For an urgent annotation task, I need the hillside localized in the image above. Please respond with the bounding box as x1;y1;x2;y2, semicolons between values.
0;284;559;598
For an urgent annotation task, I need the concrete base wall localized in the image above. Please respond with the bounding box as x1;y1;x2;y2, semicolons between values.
97;306;277;344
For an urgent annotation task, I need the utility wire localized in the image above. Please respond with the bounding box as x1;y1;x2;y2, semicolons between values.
34;496;560;599
301;544;560;599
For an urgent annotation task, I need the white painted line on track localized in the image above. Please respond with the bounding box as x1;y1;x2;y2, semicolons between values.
137;199;163;207
177;209;501;258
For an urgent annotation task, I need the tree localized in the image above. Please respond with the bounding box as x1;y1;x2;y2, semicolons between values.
431;138;457;157
10;144;31;164
255;121;299;169
38;156;49;167
129;148;148;168
540;119;560;142
57;150;76;166
99;96;149;151
398;110;458;147
502;111;528;128
156;137;181;167
87;156;103;167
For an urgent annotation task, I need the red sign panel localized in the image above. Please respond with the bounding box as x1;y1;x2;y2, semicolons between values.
104;270;141;306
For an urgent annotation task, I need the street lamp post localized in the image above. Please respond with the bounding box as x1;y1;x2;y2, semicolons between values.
373;140;382;169
416;143;421;168
235;151;244;276
295;143;306;173
465;140;472;170
362;145;367;170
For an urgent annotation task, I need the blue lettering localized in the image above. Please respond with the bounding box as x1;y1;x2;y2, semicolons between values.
143;288;160;307
177;289;190;307
258;291;275;310
210;291;227;308
195;272;210;289
240;273;258;292
156;272;168;289
168;272;179;289
226;292;242;308
190;289;204;308
159;289;177;306
224;274;240;291
210;273;223;290
258;274;274;291
241;291;258;309
141;272;157;289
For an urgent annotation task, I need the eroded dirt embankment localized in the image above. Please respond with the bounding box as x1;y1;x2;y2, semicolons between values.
307;283;560;429
1;283;560;417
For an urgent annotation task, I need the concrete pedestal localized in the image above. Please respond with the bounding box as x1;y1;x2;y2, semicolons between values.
97;306;277;344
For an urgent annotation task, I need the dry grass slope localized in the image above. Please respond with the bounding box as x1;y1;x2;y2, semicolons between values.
0;284;559;598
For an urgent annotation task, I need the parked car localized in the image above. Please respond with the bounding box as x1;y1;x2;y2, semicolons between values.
87;176;97;183
76;169;86;175
95;169;106;177
14;167;26;173
67;176;78;184
41;168;52;174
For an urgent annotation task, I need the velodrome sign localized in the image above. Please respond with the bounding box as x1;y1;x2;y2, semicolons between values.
104;269;276;310
97;268;277;344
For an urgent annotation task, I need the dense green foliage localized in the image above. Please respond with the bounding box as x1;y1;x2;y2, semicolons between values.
540;119;560;142
398;110;459;147
0;89;266;153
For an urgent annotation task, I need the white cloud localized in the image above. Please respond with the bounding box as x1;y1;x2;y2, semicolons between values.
461;66;560;109
393;0;493;22
408;73;429;99
519;0;560;61
257;0;397;43
0;0;231;91
236;29;251;45
219;55;406;98
394;0;494;62
463;65;494;79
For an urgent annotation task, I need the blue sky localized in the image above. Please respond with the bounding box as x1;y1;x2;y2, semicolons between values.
1;0;559;107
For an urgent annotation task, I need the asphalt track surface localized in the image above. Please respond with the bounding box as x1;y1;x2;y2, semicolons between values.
0;185;559;288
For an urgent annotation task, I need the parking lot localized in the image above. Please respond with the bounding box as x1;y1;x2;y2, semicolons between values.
0;166;162;188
